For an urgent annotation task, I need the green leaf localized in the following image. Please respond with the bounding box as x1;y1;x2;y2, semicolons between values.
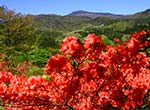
42;75;51;82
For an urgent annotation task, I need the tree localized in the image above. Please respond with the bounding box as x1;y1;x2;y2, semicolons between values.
37;30;64;49
0;6;36;54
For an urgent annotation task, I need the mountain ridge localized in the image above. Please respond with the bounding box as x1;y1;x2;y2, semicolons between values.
32;8;150;32
32;9;150;19
67;10;125;19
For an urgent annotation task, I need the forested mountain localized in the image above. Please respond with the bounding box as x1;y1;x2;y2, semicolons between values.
32;9;150;32
32;15;91;31
127;8;150;19
67;10;124;18
32;9;150;40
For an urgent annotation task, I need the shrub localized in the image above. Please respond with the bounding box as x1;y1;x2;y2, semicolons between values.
0;30;150;109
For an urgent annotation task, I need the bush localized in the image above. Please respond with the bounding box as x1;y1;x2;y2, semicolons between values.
0;30;150;109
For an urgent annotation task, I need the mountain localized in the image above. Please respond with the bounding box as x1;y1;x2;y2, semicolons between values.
67;10;125;19
30;8;150;48
32;9;150;33
127;8;150;19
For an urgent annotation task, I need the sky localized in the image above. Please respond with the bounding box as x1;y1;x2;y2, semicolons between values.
0;0;150;15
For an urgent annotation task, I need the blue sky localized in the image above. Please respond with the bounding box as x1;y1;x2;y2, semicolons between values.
0;0;150;15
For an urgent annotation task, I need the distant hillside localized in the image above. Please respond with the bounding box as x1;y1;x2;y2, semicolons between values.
67;10;125;19
32;9;150;33
32;14;91;31
127;9;150;19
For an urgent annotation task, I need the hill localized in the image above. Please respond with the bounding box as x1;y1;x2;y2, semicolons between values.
32;9;150;33
67;10;124;19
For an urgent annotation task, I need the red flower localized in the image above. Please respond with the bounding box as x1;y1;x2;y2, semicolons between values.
60;36;83;58
45;54;70;74
113;38;120;42
84;34;102;48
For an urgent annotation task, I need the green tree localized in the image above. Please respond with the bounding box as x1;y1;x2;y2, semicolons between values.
0;6;36;54
37;30;64;49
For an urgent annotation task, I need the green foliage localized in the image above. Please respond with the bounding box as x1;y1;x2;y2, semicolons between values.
104;21;134;32
42;74;51;82
33;15;91;31
29;48;53;67
90;16;117;25
36;30;64;49
102;35;114;45
0;6;37;55
25;65;45;76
